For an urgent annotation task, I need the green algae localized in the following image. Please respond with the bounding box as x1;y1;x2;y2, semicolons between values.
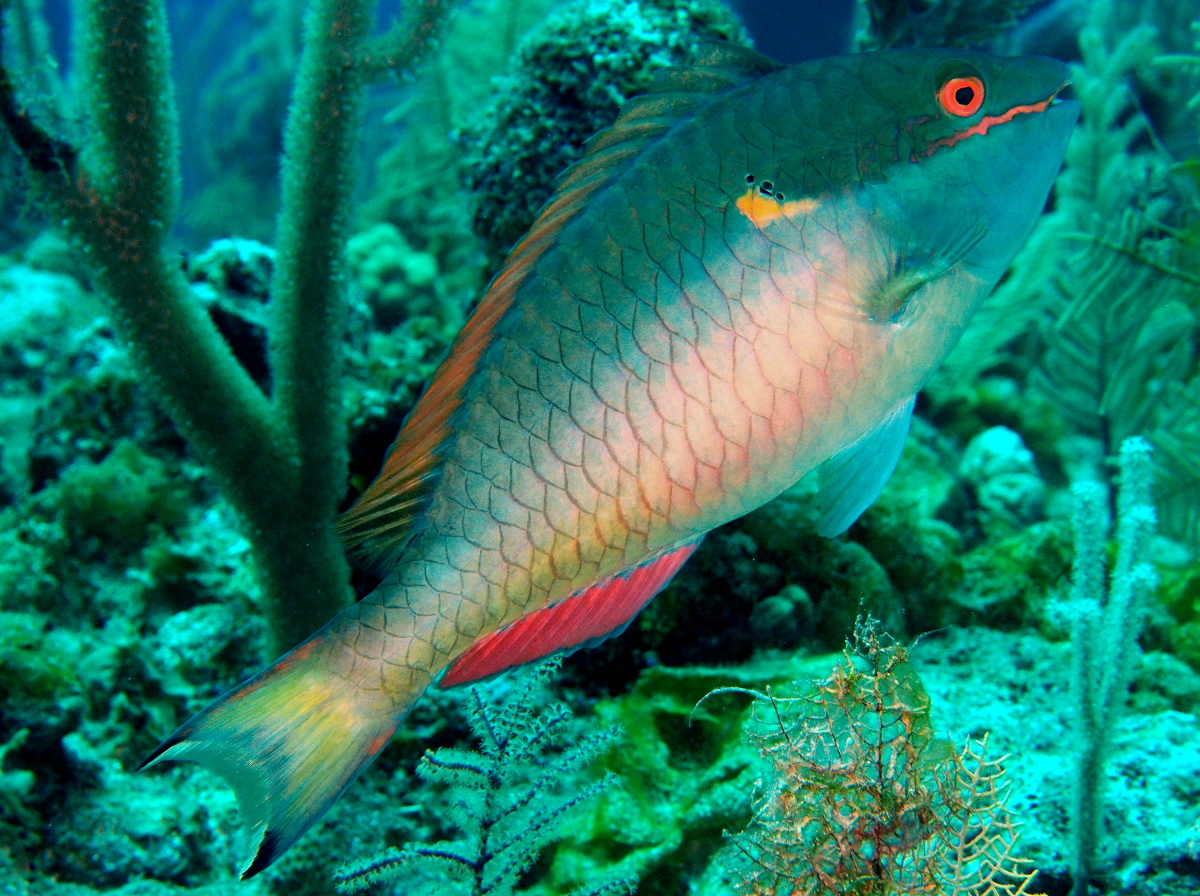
0;510;57;612
0;728;35;828
0;612;77;702
534;656;840;896
950;522;1072;628
1157;564;1200;671
347;223;441;330
48;441;189;554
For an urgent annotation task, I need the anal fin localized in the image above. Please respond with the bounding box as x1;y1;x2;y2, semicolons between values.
439;540;701;688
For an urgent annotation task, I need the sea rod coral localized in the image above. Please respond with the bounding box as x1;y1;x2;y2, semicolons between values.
0;0;454;653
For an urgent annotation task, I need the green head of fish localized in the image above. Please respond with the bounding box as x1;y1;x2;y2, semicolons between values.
711;48;1078;405
852;49;1079;282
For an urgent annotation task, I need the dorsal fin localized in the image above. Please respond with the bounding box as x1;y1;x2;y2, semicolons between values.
690;40;782;75
439;539;701;688
336;42;781;575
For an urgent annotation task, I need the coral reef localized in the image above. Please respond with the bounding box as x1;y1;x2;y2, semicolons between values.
545;656;834;894
456;0;749;266
184;239;278;386
934;0;1200;550
957;426;1047;539
347;223;441;330
0;0;459;653
365;0;560;218
913;627;1200;896
0;0;1197;893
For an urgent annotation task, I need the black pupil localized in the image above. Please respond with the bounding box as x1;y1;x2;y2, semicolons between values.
954;85;975;106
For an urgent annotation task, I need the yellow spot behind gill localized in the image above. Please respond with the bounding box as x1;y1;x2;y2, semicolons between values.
735;188;819;228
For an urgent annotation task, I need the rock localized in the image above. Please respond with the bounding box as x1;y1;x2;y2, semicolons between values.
959;426;1046;536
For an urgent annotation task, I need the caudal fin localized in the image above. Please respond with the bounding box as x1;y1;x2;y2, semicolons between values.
140;624;422;878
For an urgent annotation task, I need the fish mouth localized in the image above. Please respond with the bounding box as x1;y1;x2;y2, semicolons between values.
1048;79;1075;106
1043;80;1081;133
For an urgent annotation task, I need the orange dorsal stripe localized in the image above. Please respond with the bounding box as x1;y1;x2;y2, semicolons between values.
334;205;581;573
439;539;701;688
336;42;781;575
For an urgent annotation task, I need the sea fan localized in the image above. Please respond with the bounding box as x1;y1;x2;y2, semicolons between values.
710;618;1036;896
1031;211;1196;454
935;12;1182;396
333;660;635;896
1148;380;1200;551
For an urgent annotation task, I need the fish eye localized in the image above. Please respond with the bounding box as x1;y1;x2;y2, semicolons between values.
938;75;984;117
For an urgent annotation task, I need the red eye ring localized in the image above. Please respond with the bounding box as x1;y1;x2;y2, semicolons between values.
938;76;984;117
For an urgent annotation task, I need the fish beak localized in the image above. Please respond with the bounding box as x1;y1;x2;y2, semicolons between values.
1048;79;1075;106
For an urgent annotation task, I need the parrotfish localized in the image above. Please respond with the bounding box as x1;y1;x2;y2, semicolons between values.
142;43;1078;876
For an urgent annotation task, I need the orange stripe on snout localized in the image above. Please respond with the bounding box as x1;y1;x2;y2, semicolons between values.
918;93;1059;159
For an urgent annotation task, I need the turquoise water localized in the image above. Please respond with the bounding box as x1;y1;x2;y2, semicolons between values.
1;0;1199;893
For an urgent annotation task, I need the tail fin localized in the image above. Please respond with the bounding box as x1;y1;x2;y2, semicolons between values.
140;624;423;878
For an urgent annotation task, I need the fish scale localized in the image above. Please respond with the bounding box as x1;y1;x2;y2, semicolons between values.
143;43;1079;877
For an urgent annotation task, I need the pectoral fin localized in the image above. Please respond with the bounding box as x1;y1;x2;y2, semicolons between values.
816;396;914;536
866;222;986;323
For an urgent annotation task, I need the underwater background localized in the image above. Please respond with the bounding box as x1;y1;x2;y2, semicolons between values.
1;0;1200;893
